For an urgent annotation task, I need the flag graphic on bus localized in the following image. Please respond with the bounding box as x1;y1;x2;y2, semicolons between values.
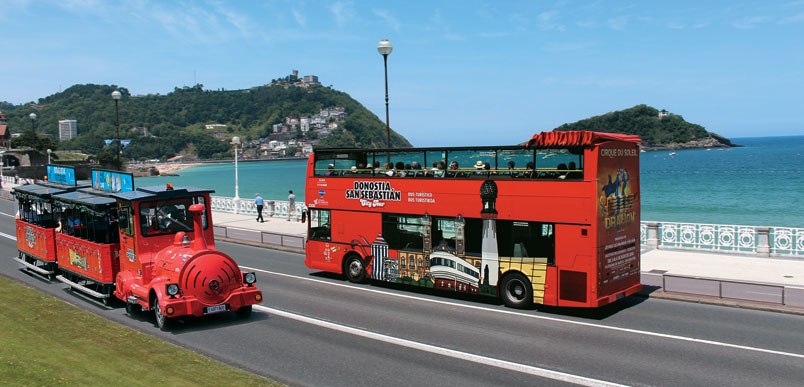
371;234;389;280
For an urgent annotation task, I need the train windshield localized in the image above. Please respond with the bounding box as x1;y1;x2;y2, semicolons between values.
139;196;208;237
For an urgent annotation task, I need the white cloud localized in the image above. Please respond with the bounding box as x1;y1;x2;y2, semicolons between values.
607;16;629;31
778;11;804;24
372;9;400;32
667;22;685;30
732;16;771;29
537;10;566;32
329;1;354;29
292;9;306;28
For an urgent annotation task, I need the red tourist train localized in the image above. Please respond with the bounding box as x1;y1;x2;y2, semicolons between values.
13;167;262;330
303;131;642;308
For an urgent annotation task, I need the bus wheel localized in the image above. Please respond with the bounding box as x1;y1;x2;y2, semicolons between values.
152;298;171;331
236;305;252;318
344;254;366;283
500;273;533;309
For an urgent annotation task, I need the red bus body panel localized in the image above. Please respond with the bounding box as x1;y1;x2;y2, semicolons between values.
16;220;57;263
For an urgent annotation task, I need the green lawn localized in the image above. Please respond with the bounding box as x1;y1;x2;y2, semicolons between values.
0;276;280;386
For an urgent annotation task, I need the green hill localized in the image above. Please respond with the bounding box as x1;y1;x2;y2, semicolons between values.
0;82;411;160
553;104;734;149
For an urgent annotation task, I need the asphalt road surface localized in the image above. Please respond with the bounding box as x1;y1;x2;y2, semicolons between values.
1;198;803;386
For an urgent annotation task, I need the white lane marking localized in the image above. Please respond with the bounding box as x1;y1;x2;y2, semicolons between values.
255;305;625;387
0;211;15;218
0;231;16;240
243;266;804;361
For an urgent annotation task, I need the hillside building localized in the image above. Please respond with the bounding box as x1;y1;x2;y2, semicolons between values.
58;120;78;140
0;111;10;149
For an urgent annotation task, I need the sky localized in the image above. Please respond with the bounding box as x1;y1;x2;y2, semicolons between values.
2;0;803;146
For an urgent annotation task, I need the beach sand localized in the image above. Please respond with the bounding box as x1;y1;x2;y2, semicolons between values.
154;162;202;175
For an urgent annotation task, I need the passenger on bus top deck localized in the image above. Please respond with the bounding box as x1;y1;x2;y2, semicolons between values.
557;163;568;179
384;162;394;177
325;164;335;176
526;161;535;178
474;160;486;174
449;161;459;170
431;161;439;171
435;161;446;177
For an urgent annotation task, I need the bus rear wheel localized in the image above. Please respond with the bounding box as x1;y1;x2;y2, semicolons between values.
500;273;533;309
344;254;367;283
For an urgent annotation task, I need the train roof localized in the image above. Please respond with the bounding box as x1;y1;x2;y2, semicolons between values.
12;182;87;198
111;185;214;202
53;190;117;208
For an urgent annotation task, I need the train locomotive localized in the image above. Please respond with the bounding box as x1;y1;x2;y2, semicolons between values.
12;166;262;330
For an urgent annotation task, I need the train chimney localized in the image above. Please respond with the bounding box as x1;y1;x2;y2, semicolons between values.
188;204;208;250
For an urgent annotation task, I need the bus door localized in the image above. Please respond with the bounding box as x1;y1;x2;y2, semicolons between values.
306;209;339;272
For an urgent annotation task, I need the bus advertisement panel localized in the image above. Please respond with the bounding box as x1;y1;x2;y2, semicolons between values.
596;141;641;297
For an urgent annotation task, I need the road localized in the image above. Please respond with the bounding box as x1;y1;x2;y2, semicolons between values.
1;198;803;386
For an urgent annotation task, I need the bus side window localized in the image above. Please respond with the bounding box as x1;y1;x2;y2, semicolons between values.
120;206;135;237
309;209;331;241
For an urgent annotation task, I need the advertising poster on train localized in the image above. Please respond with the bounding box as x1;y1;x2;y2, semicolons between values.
596;142;640;296
92;170;134;193
46;165;76;185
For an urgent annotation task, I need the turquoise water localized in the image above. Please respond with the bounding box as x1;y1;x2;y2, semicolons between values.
137;136;804;228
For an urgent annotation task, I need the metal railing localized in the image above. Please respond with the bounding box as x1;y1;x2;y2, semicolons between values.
208;195;804;258
213;225;305;251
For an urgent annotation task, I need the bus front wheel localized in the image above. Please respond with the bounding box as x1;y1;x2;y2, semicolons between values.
500;273;533;309
344;254;367;283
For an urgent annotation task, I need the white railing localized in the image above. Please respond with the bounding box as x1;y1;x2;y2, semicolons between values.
211;196;307;221
206;195;804;258
643;221;804;257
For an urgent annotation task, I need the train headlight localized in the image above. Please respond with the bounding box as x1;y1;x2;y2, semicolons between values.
166;283;180;296
243;272;256;285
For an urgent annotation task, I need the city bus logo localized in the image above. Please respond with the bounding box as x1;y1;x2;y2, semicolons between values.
25;226;36;248
346;181;402;208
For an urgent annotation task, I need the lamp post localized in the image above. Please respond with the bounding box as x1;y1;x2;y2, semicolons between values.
0;150;5;189
47;149;52;164
111;90;122;171
232;136;241;213
29;112;37;131
377;39;393;150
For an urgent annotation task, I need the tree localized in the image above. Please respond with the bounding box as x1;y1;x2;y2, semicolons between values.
11;130;58;152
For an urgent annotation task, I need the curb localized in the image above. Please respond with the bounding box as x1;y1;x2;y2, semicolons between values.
214;236;305;255
637;289;804;316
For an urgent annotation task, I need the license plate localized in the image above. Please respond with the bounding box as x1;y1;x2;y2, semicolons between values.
204;304;229;315
616;292;625;300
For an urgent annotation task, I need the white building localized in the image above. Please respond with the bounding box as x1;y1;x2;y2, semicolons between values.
300;117;310;133
58;120;78;140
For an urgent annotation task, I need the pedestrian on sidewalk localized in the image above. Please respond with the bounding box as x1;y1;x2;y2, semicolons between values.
255;193;265;223
287;190;296;221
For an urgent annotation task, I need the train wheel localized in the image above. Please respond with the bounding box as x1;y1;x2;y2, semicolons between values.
344;254;366;283
152;298;170;331
500;273;533;309
126;301;142;315
236;305;252;319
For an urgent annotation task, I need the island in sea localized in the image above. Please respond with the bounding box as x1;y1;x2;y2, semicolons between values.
553;104;736;150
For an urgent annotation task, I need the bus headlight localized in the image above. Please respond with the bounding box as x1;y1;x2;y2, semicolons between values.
243;272;256;285
166;283;180;296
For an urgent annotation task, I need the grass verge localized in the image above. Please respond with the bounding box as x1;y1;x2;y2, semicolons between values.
0;276;280;386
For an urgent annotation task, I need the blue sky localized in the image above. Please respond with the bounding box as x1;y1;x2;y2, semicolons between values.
2;0;803;146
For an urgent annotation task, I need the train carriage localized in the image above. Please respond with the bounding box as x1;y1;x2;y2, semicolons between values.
11;167;263;330
12;168;88;278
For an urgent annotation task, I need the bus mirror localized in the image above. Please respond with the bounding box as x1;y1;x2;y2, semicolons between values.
301;210;307;224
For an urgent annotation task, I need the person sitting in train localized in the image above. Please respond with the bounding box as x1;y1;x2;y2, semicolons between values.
566;161;582;179
15;203;39;222
557;163;568;179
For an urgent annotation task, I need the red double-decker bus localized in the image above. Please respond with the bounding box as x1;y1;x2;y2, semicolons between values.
303;131;641;308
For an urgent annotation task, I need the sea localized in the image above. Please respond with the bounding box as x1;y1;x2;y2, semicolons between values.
137;136;804;229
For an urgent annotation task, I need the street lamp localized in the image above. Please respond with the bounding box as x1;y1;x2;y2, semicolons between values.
111;90;122;171
0;150;5;190
377;39;393;149
232;136;241;207
47;149;52;164
29;112;37;131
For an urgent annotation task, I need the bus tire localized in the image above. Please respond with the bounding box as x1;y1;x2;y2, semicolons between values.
344;254;367;283
500;272;533;309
